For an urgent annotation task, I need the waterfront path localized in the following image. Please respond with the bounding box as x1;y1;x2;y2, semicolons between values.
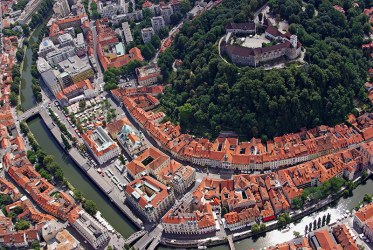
34;106;145;229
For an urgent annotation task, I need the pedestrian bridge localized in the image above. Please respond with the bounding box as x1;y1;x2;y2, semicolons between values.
124;230;146;245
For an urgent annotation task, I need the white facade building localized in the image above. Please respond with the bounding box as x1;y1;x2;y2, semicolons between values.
141;27;154;44
53;0;71;18
82;126;121;165
151;16;165;33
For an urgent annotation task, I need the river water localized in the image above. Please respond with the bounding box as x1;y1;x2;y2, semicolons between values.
159;178;373;250
20;20;46;110
20;13;373;249
27;117;137;237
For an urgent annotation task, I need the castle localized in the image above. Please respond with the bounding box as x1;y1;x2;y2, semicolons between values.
222;23;302;67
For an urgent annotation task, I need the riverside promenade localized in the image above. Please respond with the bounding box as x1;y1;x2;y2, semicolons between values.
38;108;144;229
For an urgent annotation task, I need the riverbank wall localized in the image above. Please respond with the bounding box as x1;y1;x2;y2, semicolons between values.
162;173;372;248
31;110;144;229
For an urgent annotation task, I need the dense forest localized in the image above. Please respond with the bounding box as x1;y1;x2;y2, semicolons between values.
158;0;372;139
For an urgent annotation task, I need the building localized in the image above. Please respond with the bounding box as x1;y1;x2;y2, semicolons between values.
225;22;256;35
74;33;87;56
95;19;143;70
224;207;260;231
160;5;173;24
57;33;75;48
162;196;216;235
222;26;301;67
53;0;71;18
46;46;76;66
57;56;94;84
37;58;62;95
38;38;57;58
136;64;161;86
55;79;95;106
117;123;148;158
68;207;110;249
309;229;340;249
126;147;170;179
354;202;373;241
141;27;154;44
82;126;121;164
97;0;125;18
156;161;196;194
151;16;165;33
121;22;133;44
17;0;42;24
124;176;175;222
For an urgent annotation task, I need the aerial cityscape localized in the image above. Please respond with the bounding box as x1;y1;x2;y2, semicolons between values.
0;0;372;249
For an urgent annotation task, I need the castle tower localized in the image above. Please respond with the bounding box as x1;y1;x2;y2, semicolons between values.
290;35;297;48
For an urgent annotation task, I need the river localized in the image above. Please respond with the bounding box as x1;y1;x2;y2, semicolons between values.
158;178;373;250
20;18;48;110
27;116;137;237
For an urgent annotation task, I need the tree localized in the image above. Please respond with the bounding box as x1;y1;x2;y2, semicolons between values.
15;220;30;231
292;197;303;209
363;194;372;203
73;189;83;202
309;222;313;232
43;155;54;166
16;50;24;62
151;35;161;49
313;220;317;230
9;92;18;106
61;134;71;150
221;206;228;217
83;200;97;216
79;100;86;110
0;194;12;207
293;231;301;238
305;224;308;234
278;212;291;227
326;213;331;225
251;223;260;233
31;240;40;250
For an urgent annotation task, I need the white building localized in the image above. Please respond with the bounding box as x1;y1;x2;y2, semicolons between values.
58;33;75;48
121;22;133;44
136;64;161;86
354;203;373;241
151;16;165;33
38;38;57;58
46;46;76;66
82;126;121;165
124;176;175;222
53;0;71;18
171;165;196;194
37;58;62;95
17;0;42;25
141;27;154;44
74;33;87;56
68;208;110;249
97;0;125;18
117;124;148;158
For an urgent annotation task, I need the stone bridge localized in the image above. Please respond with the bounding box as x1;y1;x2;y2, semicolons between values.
124;230;146;245
18;104;44;121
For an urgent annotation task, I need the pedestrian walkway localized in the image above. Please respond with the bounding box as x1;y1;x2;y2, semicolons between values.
228;235;235;250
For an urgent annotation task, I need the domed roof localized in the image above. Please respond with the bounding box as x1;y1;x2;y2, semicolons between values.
121;124;133;134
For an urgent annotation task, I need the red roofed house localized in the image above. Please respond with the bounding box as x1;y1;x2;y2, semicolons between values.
82;126;121;165
124;175;175;222
354;202;373;242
